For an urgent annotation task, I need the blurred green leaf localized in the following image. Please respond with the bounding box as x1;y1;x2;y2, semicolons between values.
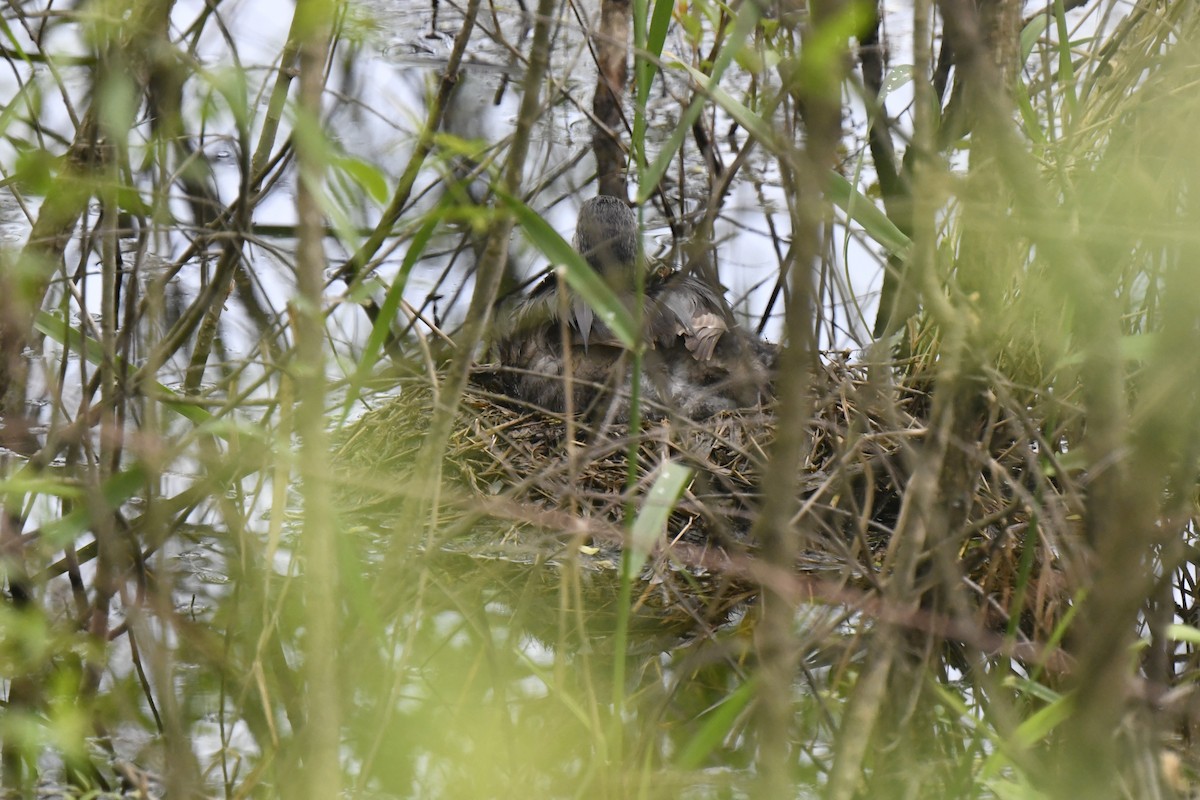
0;14;30;64
333;154;390;205
207;65;251;129
0;476;82;499
827;171;913;258
733;43;780;74
878;65;913;103
0;604;52;670
677;5;702;42
38;462;148;547
1009;692;1073;749
1002;675;1064;705
1015;79;1049;146
116;183;152;216
985;776;1051;800
977;688;1072;781
315;173;366;254
1118;332;1159;363
1020;14;1050;64
626;459;692;579
796;2;874;97
13;147;56;194
431;131;490;160
97;72;138;139
1055;332;1160;367
1166;623;1200;645
675;677;756;770
345;274;385;305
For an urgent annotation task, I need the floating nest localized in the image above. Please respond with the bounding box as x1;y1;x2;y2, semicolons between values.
332;355;1071;643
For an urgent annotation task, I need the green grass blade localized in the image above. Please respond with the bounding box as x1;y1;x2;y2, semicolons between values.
1053;0;1077;118
636;0;675;105
637;2;761;203
671;60;782;149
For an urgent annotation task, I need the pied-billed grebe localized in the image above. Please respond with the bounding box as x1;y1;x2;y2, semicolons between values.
494;195;773;420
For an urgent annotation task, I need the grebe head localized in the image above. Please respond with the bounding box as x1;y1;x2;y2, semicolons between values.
572;196;639;277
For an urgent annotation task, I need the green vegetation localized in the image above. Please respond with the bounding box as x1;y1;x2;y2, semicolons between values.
0;0;1198;798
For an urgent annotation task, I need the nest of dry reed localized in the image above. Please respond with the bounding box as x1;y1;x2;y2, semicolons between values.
332;355;1070;641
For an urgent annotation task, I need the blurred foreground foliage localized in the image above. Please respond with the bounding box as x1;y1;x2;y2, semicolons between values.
0;0;1200;798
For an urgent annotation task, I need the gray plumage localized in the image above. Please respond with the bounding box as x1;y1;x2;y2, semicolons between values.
493;196;773;420
573;194;640;278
